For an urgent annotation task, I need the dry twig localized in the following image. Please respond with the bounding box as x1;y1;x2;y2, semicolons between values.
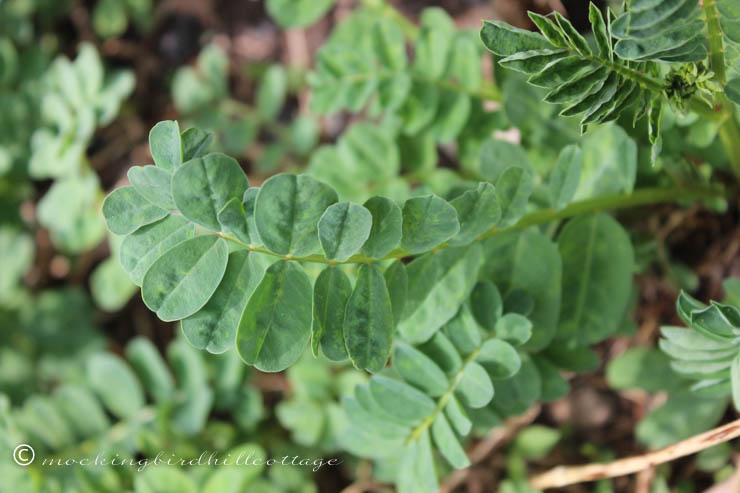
530;418;740;490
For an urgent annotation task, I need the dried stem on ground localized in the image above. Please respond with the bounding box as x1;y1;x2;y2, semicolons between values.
530;417;740;490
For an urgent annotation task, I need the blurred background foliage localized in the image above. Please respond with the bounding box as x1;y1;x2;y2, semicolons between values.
1;0;740;492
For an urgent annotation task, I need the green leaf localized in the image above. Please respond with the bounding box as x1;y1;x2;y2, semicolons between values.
495;313;532;346
217;198;251;245
469;281;503;330
172;153;249;230
606;347;684;393
479;139;532;183
255;173;338;256
103;186;168;235
149;120;182;172
312;266;352;361
444;395;472;436
385;260;408;326
513;425;561;459
182;251;268;354
413;8;455;79
120;215;195;286
549;145;582;210
726;78;740;105
482;230;562;350
344;263;394;373
553;12;591;55
589;3;611;60
477;339;521;379
399;244;484;343
128;165;175;210
431;413;471;468
399;428;439;493
142;235;229;321
455;361;494;408
401;194;460;255
257;65;287;119
444;304;483;355
557;213;634;344
134;467;198;493
362;196;402;259
125;337;175;403
181;127;213;161
636;393;727;449
87;353;145;420
496;167;533;227
576;125;637;200
490;354;541;416
369;376;436;425
419;332;463;374
236;260;312;372
318;202;373;261
480;20;553;57
449;182;501;246
393;342;449;396
265;0;335;27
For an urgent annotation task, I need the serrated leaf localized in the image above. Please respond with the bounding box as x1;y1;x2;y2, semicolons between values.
172;153;249;231
120;215;195;286
128;165;175;210
449;182;500;246
103;186;168;235
394;342;449;396
480;20;553;57
149;120;182;172
182;250;268;354
255;173;338;256
318;202;373;261
312;266;352;361
344;263;394;373
142;235;229;321
236;260;312;372
401;194;460;255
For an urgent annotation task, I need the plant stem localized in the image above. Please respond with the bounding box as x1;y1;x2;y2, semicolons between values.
219;185;727;265
703;0;727;87
702;0;740;178
529;416;740;489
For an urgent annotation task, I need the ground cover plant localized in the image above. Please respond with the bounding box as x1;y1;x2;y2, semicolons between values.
3;0;740;492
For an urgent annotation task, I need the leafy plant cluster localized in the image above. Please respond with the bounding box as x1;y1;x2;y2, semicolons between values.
7;0;740;491
172;44;318;173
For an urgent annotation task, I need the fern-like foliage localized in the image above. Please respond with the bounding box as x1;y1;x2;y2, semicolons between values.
660;291;740;410
340;283;560;493
480;0;730;160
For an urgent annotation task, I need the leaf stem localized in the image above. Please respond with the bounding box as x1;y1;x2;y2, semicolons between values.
703;0;727;86
219;185;727;265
